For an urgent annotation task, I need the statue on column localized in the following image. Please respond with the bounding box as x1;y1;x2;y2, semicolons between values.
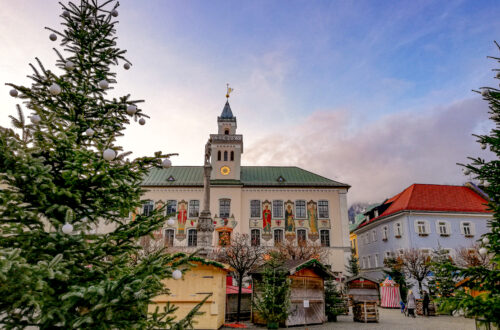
197;138;214;249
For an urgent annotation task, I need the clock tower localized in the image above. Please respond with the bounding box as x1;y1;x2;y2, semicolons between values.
209;100;243;181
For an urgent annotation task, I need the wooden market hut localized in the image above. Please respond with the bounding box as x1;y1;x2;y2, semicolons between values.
380;277;401;308
251;259;334;327
149;257;234;330
225;276;252;321
346;274;380;322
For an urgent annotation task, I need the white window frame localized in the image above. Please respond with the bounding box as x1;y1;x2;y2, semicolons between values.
414;220;430;236
374;209;379;218
219;198;231;218
394;222;403;238
188;200;200;218
362;257;367;269
318;200;329;219
251;229;261;246
165;200;177;218
164;229;175;247
187;229;197;247
460;221;475;237
382;226;388;240
273;229;283;246
320;229;330;247
436;220;451;236
272;200;284;219
295;200;306;219
297;229;307;245
143;200;154;216
371;229;377;242
364;233;369;245
367;255;372;269
250;200;261;218
374;254;379;268
420;248;431;257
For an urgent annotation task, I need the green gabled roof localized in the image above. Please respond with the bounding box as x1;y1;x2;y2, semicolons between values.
142;166;349;188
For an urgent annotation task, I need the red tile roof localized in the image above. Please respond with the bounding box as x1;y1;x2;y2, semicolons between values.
226;285;252;295
357;184;490;230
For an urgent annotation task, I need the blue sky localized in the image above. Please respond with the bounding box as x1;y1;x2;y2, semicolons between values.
0;0;498;203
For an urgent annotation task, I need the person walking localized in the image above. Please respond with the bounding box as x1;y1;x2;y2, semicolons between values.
407;290;416;318
423;291;430;316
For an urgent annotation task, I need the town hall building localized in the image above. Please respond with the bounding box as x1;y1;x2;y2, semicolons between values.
140;99;351;273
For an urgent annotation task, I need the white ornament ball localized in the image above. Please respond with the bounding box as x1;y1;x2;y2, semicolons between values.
481;143;487;150
479;247;488;257
123;63;131;70
85;128;95;136
98;79;109;89
482;237;490;245
30;115;41;124
63;11;70;18
65;61;75;70
162;158;172;169
49;33;57;41
167;218;175;226
103;148;116;161
9;89;18;97
481;89;489;97
139;118;146;125
172;269;182;280
484;181;491;188
463;168;471;175
111;9;119;17
49;83;61;96
126;105;137;115
62;223;73;234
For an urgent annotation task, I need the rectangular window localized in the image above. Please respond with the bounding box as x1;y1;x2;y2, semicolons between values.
166;200;177;217
189;200;200;218
143;200;154;216
219;199;231;218
318;200;329;218
438;222;448;235
274;229;283;246
297;229;307;246
188;229;197;247
251;229;260;247
320;230;330;247
395;223;402;237
367;255;372;268
272;200;284;218
164;229;174;247
374;254;379;268
362;257;366;269
364;233;369;244
250;200;261;218
371;230;377;242
417;221;427;234
295;200;306;218
382;226;388;240
463;222;472;236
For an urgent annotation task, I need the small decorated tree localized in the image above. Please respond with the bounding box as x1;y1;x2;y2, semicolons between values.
324;278;345;321
428;247;456;304
0;1;200;328
252;256;291;329
346;248;360;276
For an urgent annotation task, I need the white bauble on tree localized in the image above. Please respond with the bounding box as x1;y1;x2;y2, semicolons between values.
139;118;146;125
49;83;61;95
49;33;57;41
482;237;490;245
481;89;489;97
103;148;116;161
9;89;18;97
124;63;131;70
162;158;172;169
126;105;137;115
484;181;491;188
463;168;471;175
481;143;487;150
111;9;118;17
167;218;175;226
479;247;488;257
98;79;109;89
85;128;95;136
65;61;75;70
30;115;41;124
172;269;182;280
62;223;74;234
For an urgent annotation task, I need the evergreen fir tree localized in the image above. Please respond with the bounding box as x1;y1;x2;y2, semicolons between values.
442;42;500;324
346;248;360;276
324;278;345;322
428;246;456;300
0;1;199;328
252;257;291;328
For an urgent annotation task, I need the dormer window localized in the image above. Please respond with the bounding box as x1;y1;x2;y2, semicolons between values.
277;176;285;182
167;175;175;182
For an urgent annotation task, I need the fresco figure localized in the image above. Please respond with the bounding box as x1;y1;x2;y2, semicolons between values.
285;202;295;233
177;201;187;235
307;201;318;235
262;202;272;234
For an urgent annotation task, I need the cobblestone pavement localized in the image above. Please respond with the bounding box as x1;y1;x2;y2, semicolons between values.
223;308;476;330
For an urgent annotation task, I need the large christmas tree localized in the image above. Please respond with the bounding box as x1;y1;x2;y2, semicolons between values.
0;1;198;328
439;42;500;324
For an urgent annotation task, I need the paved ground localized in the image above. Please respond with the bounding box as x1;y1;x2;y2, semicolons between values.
223;308;476;330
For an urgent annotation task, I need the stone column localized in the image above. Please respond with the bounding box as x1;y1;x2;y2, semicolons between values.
197;139;215;251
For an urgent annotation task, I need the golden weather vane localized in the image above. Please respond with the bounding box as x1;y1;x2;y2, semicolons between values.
226;83;234;99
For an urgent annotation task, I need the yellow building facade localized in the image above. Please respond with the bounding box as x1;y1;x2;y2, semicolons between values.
149;260;233;330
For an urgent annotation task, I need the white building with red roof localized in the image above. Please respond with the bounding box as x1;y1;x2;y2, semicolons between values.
352;183;492;295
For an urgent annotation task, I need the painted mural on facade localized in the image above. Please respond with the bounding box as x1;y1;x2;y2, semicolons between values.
307;200;319;241
262;200;272;234
285;200;296;240
177;200;187;240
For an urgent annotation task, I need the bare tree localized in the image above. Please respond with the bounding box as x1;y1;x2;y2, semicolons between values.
213;233;265;323
455;244;492;269
272;239;327;262
400;249;432;295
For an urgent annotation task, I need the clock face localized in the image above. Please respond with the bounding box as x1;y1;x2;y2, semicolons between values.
220;166;231;176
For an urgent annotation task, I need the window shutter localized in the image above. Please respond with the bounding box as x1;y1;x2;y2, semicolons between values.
425;221;431;234
435;221;440;233
470;222;476;235
446;222;451;235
